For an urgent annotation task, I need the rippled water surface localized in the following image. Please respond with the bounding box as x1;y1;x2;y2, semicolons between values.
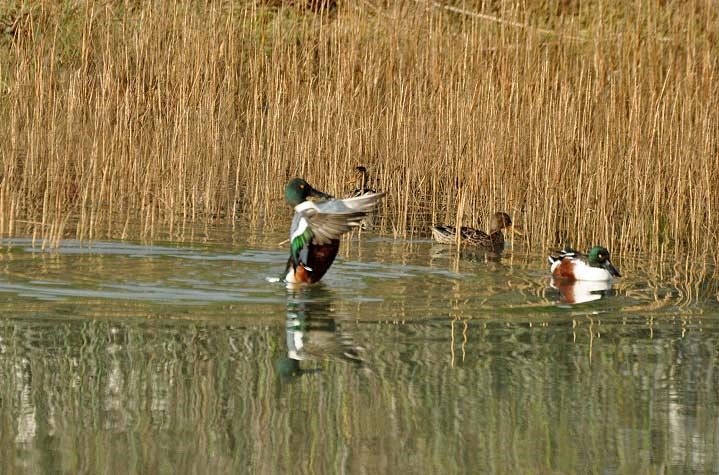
1;228;718;474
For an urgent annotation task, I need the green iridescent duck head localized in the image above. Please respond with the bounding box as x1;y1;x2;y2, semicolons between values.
284;178;334;207
587;246;621;277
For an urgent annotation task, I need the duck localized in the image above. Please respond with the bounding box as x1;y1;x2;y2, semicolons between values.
347;166;380;230
283;178;385;284
548;246;621;282
347;165;376;197
431;212;518;251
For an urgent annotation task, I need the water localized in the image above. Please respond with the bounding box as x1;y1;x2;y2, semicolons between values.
1;229;718;474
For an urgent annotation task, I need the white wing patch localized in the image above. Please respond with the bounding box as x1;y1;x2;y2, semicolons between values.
294;200;318;213
291;216;309;241
290;192;385;245
571;259;613;281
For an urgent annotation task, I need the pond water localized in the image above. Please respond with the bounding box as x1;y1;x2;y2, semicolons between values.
0;227;718;474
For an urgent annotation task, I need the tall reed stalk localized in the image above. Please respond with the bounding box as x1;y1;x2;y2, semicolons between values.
0;1;717;260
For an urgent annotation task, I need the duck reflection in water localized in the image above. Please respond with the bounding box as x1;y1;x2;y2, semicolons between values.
550;278;613;305
276;285;363;381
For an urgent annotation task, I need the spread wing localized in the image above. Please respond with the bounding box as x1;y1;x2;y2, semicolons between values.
289;192;385;266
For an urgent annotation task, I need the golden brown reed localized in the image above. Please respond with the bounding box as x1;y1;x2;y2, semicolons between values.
0;1;717;262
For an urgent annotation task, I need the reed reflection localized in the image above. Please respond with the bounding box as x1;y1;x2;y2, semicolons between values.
277;286;363;381
429;244;508;270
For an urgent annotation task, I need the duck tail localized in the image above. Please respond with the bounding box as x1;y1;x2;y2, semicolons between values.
431;225;456;244
549;247;578;262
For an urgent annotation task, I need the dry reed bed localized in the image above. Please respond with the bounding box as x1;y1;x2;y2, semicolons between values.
0;1;717;263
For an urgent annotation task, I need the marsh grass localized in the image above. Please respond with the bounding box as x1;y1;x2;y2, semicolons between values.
0;1;717;262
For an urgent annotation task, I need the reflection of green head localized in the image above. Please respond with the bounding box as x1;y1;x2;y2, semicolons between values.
587;246;622;277
276;356;301;380
284;178;333;206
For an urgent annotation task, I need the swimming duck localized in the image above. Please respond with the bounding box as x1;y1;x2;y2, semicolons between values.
431;212;517;251
347;165;376;197
283;178;385;284
548;247;621;282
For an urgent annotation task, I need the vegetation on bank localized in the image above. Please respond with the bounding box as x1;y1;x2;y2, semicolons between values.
0;1;717;260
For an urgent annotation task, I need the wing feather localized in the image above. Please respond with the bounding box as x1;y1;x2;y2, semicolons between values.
292;192;385;245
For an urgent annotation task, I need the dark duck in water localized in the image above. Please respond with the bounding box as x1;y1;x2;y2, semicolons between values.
347;166;376;197
431;212;519;252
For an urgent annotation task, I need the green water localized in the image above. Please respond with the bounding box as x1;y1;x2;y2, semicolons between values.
1;229;718;474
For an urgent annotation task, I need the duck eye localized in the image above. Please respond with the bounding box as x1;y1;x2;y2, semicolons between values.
300;184;305;189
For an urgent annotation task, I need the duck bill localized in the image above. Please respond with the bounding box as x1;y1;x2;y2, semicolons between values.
510;225;524;237
308;187;334;201
603;260;622;278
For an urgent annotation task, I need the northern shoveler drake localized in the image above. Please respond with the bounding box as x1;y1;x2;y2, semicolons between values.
548;247;621;282
347;165;376;197
283;178;385;284
431;212;519;251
